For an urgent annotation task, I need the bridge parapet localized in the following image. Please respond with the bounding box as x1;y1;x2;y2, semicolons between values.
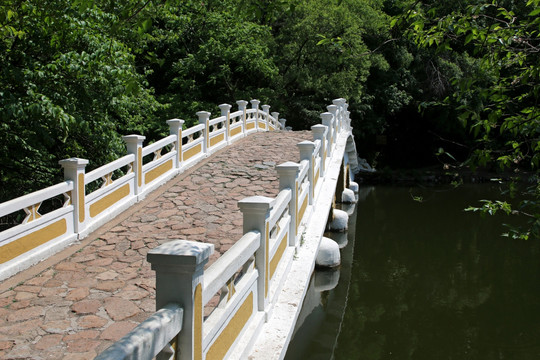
95;98;357;360
0;100;283;281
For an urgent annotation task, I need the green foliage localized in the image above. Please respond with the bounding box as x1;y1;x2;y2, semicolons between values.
0;0;162;201
392;0;540;238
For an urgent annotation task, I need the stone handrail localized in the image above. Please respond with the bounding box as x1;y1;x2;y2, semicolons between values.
95;98;352;360
0;100;284;281
94;303;184;360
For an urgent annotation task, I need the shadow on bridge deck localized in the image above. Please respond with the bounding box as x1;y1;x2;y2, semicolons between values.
0;131;311;359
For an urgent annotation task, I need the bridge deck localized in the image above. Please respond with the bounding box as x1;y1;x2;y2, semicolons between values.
0;131;311;359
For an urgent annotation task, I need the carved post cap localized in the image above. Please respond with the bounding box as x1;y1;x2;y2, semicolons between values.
261;105;271;112
297;140;315;150
276;161;300;173
276;161;301;175
166;119;184;131
327;104;338;114
271;112;279;119
298;141;315;158
147;240;214;273
250;99;260;109
196;111;211;124
238;196;275;214
59;157;89;169
218;104;232;115
312;124;327;136
333;98;346;106
236;100;248;110
122;134;146;145
320;112;333;122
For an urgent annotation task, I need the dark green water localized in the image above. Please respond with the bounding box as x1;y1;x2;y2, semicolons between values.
286;184;540;360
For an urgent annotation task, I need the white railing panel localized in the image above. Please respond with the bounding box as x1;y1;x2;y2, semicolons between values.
85;154;135;185
0;181;73;219
203;231;260;305
268;189;291;231
183;123;205;138
86;173;134;204
0;205;74;245
203;270;258;354
209;116;226;127
269;216;289;256
142;135;176;157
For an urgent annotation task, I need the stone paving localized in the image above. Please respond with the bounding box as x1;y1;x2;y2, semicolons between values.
0;130;312;359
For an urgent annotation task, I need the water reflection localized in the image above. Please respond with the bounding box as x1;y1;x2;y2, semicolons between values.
286;184;540;360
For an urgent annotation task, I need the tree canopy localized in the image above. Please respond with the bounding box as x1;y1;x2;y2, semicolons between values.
1;0;538;237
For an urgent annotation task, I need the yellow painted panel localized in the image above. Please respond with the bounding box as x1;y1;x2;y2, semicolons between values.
89;183;130;218
295;185;299;234
0;219;67;264
298;196;308;226
137;147;142;187
230;126;242;137
145;159;173;185
258;122;265;129
183;143;202;161
210;133;225;147
195;283;203;360
246;122;255;130
206;292;254;360
78;173;85;223
270;233;288;279
315;169;320;187
265;223;269;297
178;130;183;163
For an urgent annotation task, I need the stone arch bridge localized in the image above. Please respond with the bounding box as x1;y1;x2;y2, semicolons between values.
0;98;359;359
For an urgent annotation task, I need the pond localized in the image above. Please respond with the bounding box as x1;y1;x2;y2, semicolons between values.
285;184;540;360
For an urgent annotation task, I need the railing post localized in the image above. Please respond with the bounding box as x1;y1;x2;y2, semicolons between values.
59;158;88;234
327;104;338;145
147;240;214;360
236;100;248;136
250;99;260;131
311;124;327;177
321;113;333;157
276;162;300;246
122;135;146;196
271;112;279;130
333;98;346;131
167;119;185;169
297;141;316;205
196;111;211;154
219;103;232;144
238;196;274;313
343;102;349;130
261;104;270;131
278;118;286;130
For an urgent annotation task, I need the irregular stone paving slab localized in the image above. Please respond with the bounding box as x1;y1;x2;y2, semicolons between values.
0;130;311;359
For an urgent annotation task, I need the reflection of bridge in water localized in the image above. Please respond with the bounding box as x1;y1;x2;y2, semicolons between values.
0;99;358;359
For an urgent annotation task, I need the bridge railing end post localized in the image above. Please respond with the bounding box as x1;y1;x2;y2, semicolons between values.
148;240;213;360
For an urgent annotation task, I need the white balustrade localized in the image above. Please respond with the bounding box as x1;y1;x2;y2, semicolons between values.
0;98;285;281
